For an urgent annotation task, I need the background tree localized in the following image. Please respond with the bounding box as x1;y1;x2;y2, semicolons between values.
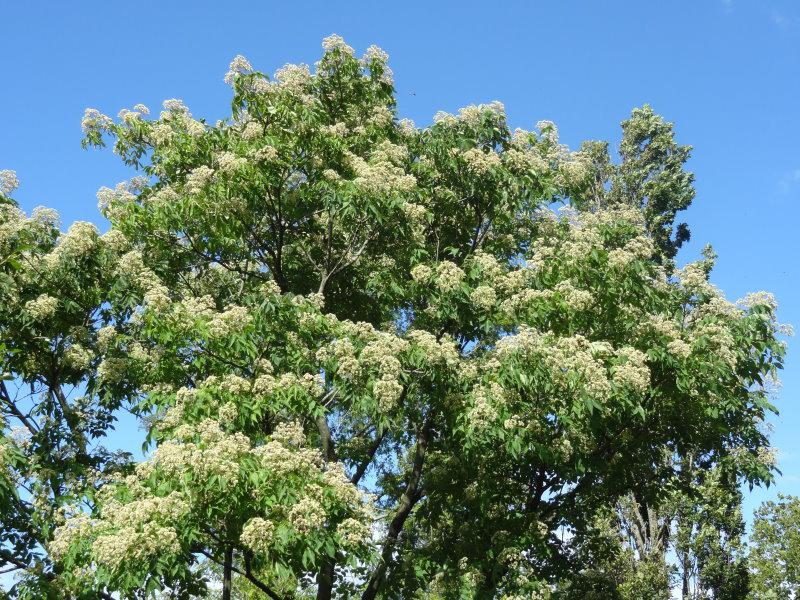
0;171;130;598
749;494;800;599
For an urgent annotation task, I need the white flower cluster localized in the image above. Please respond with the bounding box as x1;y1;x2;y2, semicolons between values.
559;153;590;186
214;151;247;174
64;344;93;371
397;118;416;136
241;120;265;141
694;322;737;369
273;63;312;96
30;206;60;229
205;304;251;338
434;260;465;293
373;377;404;411
289;495;327;533
503;147;549;174
49;512;95;560
467;382;504;427
185;165;215;195
96;325;118;353
240;517;275;553
739;291;778;312
116;250;170;312
322;34;354;55
24;294;58;321
317;337;361;380
224;54;253;85
362;44;393;84
97;181;137;216
410;264;432;283
155;419;251;486
406;330;460;367
462;148;502;176
554;280;594;311
692;295;741;321
337;516;372;547
81;108;113;135
612;347;651;396
0;170;20;195
93;491;188;569
470;285;497;311
497;328;613;403
51;489;188;571
249;144;278;163
349;142;416;196
678;262;717;297
43;222;100;270
434;101;505;127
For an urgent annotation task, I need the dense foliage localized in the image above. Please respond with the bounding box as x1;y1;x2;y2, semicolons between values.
0;37;791;599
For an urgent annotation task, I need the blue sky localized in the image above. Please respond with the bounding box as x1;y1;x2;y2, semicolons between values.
1;0;797;521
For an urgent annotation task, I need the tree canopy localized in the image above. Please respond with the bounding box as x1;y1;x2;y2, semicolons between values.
0;36;789;599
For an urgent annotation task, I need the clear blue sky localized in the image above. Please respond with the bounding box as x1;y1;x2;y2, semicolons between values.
1;0;797;521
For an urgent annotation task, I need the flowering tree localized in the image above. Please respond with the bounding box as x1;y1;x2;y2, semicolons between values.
0;37;787;599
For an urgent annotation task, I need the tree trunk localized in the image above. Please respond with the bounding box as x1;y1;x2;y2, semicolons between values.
681;548;690;599
316;559;335;600
316;414;337;600
222;545;233;600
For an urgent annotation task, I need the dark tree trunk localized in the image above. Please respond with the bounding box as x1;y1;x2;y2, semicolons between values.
222;545;233;600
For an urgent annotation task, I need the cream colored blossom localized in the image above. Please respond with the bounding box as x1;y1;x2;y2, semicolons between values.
435;261;465;292
149;123;174;145
338;517;371;546
218;402;238;424
468;383;502;427
398;118;416;136
613;347;650;395
25;294;58;320
250;145;278;163
215;151;246;174
349;143;416;196
96;325;117;353
411;264;432;283
289;495;326;533
406;330;459;366
240;517;275;553
64;344;93;371
667;339;692;359
456;102;505;127
224;54;253;85
739;291;778;312
323;169;341;182
98;357;127;384
185;166;215;194
555;280;593;311
462;148;501;176
470;285;497;311
373;376;403;411
322;34;354;55
49;512;95;560
241;120;264;140
207;305;251;338
0;170;20;195
81;108;113;135
274;63;311;95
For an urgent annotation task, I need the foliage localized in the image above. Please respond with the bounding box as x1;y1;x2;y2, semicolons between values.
749;495;800;599
0;37;789;599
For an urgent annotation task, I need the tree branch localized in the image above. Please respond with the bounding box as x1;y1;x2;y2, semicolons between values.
361;419;432;600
